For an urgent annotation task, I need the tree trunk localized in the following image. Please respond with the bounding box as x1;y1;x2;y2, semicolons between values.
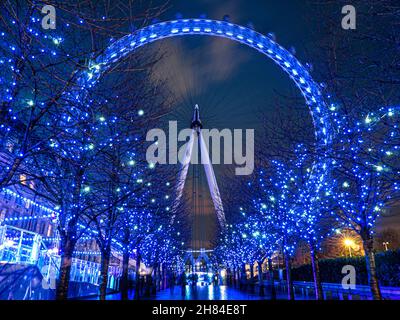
267;257;276;300
120;249;130;300
241;263;247;290
236;266;242;289
160;264;164;290
250;263;254;281
249;262;255;292
284;253;294;300
362;235;382;300
309;242;324;300
134;250;141;300
152;264;158;294
158;264;162;291
0;157;22;188
56;237;75;300
145;274;152;297
99;247;111;300
56;169;83;300
163;265;167;290
257;260;264;296
162;265;167;290
257;261;263;282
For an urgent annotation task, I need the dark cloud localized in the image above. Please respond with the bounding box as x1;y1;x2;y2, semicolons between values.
151;37;249;104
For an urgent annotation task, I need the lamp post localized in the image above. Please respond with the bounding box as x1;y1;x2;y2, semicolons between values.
343;238;355;257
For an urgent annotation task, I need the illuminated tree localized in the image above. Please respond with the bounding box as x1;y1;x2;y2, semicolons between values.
330;106;400;299
0;2;91;188
306;0;400;300
0;0;170;300
287;144;335;300
223;140;334;300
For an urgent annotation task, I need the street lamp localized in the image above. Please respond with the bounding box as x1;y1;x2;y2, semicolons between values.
383;241;390;251
343;238;355;257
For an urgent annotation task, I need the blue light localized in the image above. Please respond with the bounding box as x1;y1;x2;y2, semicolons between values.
68;18;333;202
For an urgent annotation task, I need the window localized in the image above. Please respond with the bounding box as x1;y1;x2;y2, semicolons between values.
20;174;27;185
6;139;14;152
47;225;52;237
40;222;46;235
0;208;7;224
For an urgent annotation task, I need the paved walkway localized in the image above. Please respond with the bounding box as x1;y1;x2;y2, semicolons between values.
157;285;269;300
97;284;313;300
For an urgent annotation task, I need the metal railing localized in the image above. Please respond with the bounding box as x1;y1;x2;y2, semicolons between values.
257;279;400;300
0;225;121;292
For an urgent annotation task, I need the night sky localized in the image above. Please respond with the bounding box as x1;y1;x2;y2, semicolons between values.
152;0;314;129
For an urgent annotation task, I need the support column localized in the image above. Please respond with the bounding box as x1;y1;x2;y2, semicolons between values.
268;257;276;300
257;260;264;296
